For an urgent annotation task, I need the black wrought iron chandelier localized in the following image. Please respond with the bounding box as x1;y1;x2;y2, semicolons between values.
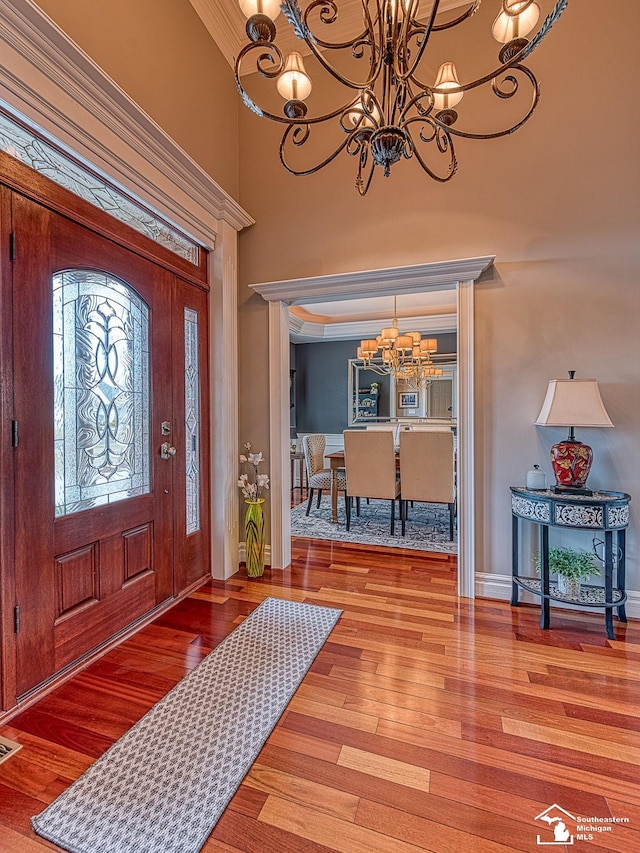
234;0;568;194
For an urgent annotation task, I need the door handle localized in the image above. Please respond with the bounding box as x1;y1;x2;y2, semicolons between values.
160;442;176;460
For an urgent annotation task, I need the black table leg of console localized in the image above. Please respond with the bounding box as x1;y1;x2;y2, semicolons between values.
540;524;550;630
617;528;627;623
511;514;519;606
604;531;615;641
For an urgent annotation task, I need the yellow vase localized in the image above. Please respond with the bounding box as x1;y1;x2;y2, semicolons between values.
244;499;265;577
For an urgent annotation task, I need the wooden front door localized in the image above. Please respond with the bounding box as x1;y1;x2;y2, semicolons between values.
10;192;208;698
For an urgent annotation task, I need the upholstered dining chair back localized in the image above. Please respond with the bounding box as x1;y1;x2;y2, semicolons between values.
302;433;348;518
343;429;398;500
399;429;455;504
366;423;400;447
302;433;326;478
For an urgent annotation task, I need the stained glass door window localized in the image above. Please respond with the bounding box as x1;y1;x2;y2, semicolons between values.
53;270;151;517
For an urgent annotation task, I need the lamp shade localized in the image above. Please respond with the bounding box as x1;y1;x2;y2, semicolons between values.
432;62;463;111
492;1;540;44
238;0;281;20
277;53;312;101
535;379;613;428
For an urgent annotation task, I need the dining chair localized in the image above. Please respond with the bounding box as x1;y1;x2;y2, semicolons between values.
302;434;349;520
398;429;456;539
343;429;401;535
365;422;401;448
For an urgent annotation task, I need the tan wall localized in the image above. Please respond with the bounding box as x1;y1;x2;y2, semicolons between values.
238;1;640;587
36;0;240;199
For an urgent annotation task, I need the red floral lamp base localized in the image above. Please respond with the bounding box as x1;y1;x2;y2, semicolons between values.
550;439;593;493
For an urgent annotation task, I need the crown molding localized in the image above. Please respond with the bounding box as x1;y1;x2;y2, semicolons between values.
0;0;253;245
190;0;244;69
252;256;495;305
289;311;457;341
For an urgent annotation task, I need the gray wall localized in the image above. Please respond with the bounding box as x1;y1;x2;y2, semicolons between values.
294;333;457;434
294;339;357;435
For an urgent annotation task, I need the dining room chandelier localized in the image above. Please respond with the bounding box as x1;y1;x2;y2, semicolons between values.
357;299;443;389
234;0;568;194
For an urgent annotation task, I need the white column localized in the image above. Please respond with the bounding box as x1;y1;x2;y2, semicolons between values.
457;278;475;598
269;300;291;570
210;222;239;578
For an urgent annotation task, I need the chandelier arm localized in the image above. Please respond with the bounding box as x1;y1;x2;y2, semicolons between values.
300;0;372;50
234;42;288;119
296;34;380;92
398;0;441;83
279;122;358;176
356;160;376;196
408;0;568;96
437;65;540;140
235;39;285;80
402;117;458;182
352;135;376;196
236;42;369;127
295;0;382;91
430;0;482;32
514;0;568;63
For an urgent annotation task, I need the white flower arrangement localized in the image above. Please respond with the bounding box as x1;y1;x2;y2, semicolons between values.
238;442;270;501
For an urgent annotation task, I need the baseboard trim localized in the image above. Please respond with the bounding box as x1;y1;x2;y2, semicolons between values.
476;572;640;619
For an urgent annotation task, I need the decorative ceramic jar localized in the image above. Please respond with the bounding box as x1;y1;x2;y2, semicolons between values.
526;464;546;490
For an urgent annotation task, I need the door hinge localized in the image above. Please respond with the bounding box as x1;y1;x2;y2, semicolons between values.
9;231;15;261
11;419;18;447
14;605;20;634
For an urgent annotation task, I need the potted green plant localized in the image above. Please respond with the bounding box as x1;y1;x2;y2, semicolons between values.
533;546;600;597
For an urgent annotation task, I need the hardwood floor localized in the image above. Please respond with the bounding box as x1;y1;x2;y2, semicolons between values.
1;537;639;853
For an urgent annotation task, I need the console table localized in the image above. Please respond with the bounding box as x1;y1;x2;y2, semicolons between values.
510;487;630;640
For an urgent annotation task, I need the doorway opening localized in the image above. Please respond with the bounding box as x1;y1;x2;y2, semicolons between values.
250;256;495;598
289;301;458;555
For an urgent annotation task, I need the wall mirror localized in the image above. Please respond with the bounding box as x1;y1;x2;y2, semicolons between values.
348;357;457;426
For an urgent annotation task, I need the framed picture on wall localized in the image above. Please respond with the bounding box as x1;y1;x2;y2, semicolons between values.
398;391;419;408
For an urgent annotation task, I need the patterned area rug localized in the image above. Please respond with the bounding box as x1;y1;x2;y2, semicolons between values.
291;498;457;554
32;597;342;853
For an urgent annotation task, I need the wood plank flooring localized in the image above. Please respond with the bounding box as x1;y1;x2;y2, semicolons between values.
1;536;640;853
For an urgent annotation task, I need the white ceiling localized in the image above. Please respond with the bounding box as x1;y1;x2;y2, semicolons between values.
289;290;457;342
295;289;455;322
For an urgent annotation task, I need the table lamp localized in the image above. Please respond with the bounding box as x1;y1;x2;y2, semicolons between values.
535;371;613;494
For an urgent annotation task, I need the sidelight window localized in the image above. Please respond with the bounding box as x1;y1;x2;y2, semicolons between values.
184;308;201;534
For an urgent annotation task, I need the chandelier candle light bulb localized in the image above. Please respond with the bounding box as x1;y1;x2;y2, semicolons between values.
235;0;569;194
